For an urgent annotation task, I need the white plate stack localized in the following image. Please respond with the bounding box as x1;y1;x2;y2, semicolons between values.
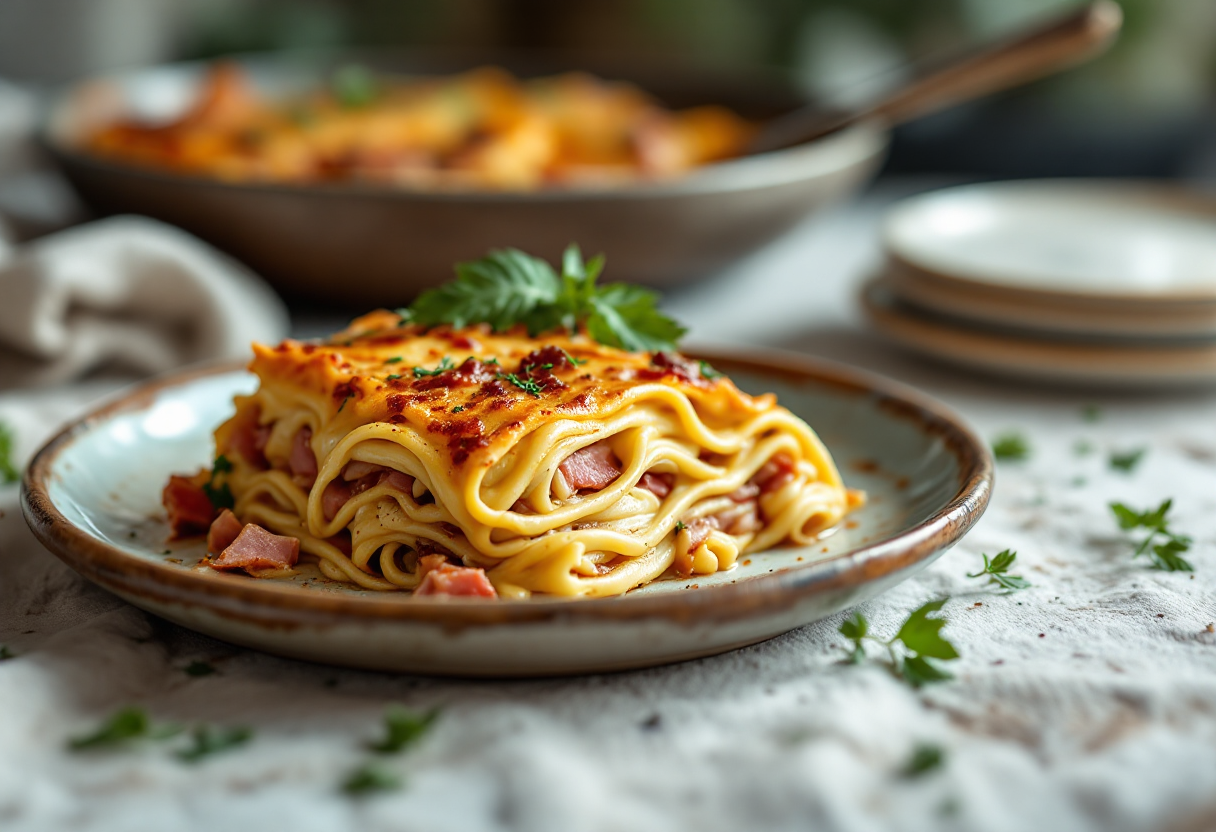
862;180;1216;388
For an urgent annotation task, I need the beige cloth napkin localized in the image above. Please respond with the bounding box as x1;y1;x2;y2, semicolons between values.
0;215;289;389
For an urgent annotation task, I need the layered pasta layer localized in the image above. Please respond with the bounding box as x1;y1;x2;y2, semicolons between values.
214;312;852;598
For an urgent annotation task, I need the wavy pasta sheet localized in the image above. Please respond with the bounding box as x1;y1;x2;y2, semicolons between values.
214;311;853;598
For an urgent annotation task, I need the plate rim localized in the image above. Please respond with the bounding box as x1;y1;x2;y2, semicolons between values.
21;348;992;630
861;278;1216;385
883;179;1216;305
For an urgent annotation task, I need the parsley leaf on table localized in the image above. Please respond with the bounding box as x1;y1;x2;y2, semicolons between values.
1109;448;1146;473
176;725;253;763
369;707;439;754
0;421;18;484
407;245;686;352
343;762;402;795
68;708;181;750
838;611;868;664
837;599;959;688
967;549;1031;591
991;433;1030;461
900;744;946;778
1110;499;1194;572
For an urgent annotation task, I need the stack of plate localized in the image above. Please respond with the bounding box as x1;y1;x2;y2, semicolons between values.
862;180;1216;388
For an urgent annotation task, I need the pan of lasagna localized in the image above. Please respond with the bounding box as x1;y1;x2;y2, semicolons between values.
41;51;887;305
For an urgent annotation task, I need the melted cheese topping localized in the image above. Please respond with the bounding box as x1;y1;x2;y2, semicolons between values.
217;311;853;598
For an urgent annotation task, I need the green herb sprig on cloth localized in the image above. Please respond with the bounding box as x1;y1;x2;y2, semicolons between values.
176;725;253;763
991;432;1030;461
839;599;960;688
68;708;182;750
967;549;1031;591
403;245;686;352
1110;499;1194;572
342;707;440;797
369;707;439;754
0;421;18;484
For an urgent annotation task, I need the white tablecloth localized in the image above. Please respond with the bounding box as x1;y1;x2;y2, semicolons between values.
2;183;1214;832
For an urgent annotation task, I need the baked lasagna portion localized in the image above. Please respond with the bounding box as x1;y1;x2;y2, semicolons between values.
168;311;853;599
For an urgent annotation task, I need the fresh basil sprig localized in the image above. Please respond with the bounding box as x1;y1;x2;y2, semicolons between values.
405;245;686;353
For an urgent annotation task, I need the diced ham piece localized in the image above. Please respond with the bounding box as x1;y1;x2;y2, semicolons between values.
322;478;353;521
713;501;763;536
342;460;382;480
558;444;622;492
727;482;760;503
322;469;391;520
683;515;720;554
290;427;318;486
379;470;415;493
163;475;215;539
414;558;497;599
415;553;450;580
227;411;270;470
206;509;243;554
752;452;797;494
209;523;299;573
638;471;674;499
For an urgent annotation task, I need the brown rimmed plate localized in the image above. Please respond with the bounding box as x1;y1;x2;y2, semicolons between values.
21;349;991;677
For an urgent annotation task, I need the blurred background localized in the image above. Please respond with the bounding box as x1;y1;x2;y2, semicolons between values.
1;0;1214;180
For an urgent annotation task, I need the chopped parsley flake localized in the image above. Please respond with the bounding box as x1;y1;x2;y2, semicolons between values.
337;393;354;413
201;457;234;510
499;372;543;397
452;406;465;413
385;374;403;381
560;348;586;366
698;361;723;380
674;521;687;532
385;357;403;364
413;357;455;377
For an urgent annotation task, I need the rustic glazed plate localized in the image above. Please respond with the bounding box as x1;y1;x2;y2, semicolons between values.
884;180;1216;304
862;279;1216;388
22;350;991;677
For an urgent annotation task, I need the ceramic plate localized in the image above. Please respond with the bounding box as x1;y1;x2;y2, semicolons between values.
884;263;1216;340
22;351;991;677
885;180;1216;304
862;279;1216;389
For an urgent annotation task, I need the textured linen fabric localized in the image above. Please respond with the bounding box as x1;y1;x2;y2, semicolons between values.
0;189;1214;832
0;215;289;388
